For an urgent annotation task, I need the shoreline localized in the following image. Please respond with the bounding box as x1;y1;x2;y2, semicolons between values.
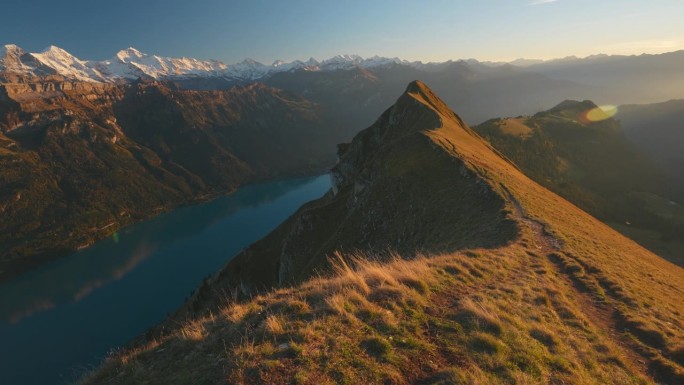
0;166;332;284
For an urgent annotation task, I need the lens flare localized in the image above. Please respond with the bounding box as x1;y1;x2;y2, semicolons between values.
582;105;618;123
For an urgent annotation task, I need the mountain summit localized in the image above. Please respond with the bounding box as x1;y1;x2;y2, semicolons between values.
210;80;519;289
83;81;684;384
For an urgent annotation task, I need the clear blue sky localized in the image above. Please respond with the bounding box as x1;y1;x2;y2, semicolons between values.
3;0;684;63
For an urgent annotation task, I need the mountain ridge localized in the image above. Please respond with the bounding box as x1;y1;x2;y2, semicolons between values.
0;44;415;83
81;80;684;385
473;100;682;264
4;44;684;86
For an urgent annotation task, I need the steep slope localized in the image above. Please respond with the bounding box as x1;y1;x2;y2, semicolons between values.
0;80;337;280
212;80;518;292
473;102;683;264
83;82;684;385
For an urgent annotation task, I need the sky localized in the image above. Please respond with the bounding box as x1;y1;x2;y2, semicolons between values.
2;0;684;64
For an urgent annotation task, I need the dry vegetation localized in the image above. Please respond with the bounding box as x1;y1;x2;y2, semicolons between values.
80;224;679;384
79;81;684;384
81;170;684;384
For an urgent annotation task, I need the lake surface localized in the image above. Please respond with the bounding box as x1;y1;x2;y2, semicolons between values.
0;174;331;385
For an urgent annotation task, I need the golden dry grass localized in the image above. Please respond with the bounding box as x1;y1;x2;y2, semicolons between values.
80;241;664;384
498;118;534;138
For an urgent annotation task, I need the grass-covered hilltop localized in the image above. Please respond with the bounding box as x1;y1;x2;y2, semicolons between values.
474;101;684;265
81;81;684;385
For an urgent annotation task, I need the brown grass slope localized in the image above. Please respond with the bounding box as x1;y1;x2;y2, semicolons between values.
81;81;684;385
473;102;683;265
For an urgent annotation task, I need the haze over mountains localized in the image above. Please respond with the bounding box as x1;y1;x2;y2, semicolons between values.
617;99;684;199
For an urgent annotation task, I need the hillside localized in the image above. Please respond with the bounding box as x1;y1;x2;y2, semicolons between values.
0;80;340;280
81;82;684;384
473;102;683;265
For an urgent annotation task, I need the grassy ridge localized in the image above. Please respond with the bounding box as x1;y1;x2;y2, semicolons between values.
80;82;684;384
474;104;684;264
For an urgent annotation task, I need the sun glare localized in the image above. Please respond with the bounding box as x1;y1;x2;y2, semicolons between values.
583;105;618;123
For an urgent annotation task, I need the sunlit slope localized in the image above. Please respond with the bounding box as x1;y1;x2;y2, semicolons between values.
82;81;684;385
474;102;683;265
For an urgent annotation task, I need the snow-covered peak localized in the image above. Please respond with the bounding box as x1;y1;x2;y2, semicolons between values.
320;54;364;70
270;58;321;73
1;44;25;60
326;54;363;63
2;44;23;54
361;55;405;68
40;45;72;56
224;58;271;80
238;58;263;66
115;47;146;62
32;45;83;69
26;45;110;81
0;44;421;83
107;48;229;80
0;44;30;74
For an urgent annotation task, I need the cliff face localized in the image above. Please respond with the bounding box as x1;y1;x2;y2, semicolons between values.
0;79;339;280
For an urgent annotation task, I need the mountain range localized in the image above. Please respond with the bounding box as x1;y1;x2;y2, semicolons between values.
3;44;684;113
2;44;683;281
0;44;417;83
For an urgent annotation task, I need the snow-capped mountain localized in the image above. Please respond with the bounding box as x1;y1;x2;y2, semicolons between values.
27;45;110;81
0;44;413;83
0;44;32;74
107;47;229;79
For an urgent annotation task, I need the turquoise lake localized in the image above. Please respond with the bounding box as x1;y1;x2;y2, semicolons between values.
0;174;331;385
